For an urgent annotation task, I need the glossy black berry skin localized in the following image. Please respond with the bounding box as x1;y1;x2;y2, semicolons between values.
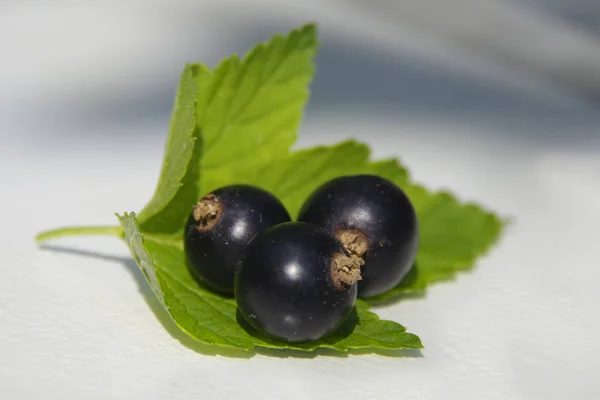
184;185;290;295
235;222;358;343
297;175;419;298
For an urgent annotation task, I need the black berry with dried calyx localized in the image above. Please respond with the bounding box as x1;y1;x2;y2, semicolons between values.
298;175;419;298
235;222;360;343
184;185;290;295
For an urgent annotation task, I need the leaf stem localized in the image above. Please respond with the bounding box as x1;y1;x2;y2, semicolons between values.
35;225;123;244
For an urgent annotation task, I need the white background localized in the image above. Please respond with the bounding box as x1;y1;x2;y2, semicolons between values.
1;1;600;399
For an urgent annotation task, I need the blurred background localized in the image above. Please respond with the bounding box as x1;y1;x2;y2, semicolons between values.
1;1;600;398
2;0;600;150
2;0;600;217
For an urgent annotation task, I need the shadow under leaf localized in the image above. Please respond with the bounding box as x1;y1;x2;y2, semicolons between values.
40;244;252;359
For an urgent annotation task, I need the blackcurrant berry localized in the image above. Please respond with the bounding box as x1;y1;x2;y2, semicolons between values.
235;222;360;343
297;175;419;298
184;185;291;295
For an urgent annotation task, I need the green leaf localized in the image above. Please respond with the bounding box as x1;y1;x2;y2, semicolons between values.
124;138;501;352
196;24;318;195
137;64;209;234
249;141;504;303
137;24;318;237
119;212;423;353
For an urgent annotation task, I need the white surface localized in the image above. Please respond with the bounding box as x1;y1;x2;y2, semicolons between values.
1;113;600;399
2;1;600;399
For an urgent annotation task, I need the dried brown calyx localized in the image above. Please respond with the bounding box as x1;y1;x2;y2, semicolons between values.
192;194;222;232
330;253;362;290
335;229;369;260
